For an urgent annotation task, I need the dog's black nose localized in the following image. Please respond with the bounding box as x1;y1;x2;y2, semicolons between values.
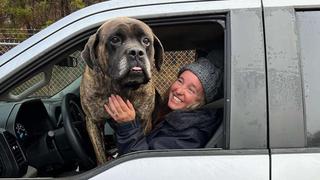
128;48;145;58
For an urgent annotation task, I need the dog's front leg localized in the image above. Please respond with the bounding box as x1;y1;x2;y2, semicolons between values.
86;117;107;165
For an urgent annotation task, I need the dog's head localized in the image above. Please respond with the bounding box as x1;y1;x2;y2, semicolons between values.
81;17;163;88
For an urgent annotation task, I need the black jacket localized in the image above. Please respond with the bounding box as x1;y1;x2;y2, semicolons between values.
114;108;221;155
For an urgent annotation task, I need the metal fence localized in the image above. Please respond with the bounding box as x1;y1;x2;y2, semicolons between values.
1;29;195;98
154;50;195;96
11;51;86;97
0;28;39;55
0;42;19;56
9;49;195;99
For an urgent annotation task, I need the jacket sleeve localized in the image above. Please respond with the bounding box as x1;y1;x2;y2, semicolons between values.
146;121;211;150
115;119;149;155
145;109;219;149
115;111;216;154
115;122;207;155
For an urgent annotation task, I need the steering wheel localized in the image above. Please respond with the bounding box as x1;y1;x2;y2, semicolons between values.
61;93;96;169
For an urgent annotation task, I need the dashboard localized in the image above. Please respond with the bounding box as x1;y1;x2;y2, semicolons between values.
0;97;78;177
9;99;56;147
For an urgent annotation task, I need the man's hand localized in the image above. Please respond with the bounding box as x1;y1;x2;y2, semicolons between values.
104;94;136;123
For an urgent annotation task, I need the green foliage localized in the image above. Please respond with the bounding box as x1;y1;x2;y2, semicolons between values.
0;0;9;11
43;20;54;29
1;0;104;40
0;0;9;26
71;0;86;10
7;6;33;24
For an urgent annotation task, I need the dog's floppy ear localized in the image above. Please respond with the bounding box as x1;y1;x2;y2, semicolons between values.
81;32;99;70
153;34;164;72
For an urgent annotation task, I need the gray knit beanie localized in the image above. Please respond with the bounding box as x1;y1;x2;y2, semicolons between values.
178;57;222;103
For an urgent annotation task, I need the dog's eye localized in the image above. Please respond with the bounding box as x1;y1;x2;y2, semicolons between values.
110;36;121;45
142;38;150;46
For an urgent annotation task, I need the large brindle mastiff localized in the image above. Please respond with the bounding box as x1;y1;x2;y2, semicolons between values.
80;17;163;165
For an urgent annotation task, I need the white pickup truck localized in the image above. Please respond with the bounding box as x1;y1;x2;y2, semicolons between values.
0;0;320;179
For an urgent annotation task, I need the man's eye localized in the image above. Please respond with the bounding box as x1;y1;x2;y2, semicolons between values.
142;38;150;46
110;36;121;44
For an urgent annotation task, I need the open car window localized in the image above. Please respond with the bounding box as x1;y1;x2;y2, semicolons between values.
4;16;226;102
0;13;227;179
150;17;225;100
